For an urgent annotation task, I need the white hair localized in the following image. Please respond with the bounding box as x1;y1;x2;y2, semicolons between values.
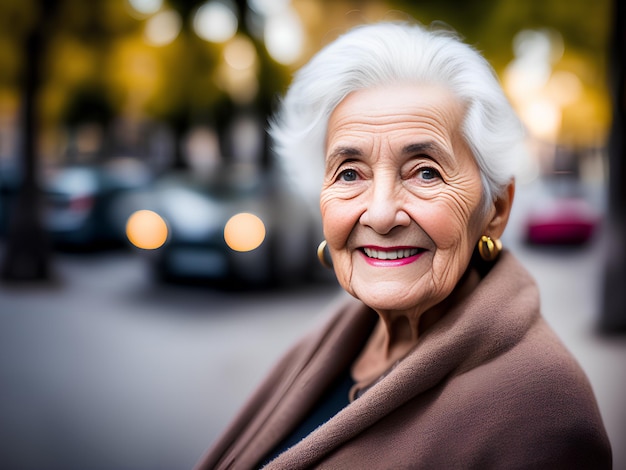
269;21;527;212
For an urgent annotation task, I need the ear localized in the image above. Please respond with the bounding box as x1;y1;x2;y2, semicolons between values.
485;180;515;239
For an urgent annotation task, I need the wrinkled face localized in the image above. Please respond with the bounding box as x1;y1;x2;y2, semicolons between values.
321;84;488;313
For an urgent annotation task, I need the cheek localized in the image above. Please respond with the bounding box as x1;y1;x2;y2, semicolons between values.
320;191;359;248
418;199;474;249
418;190;486;272
320;191;363;292
425;202;484;295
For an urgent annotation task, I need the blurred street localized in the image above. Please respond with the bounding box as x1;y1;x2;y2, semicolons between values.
0;248;337;469
1;179;625;470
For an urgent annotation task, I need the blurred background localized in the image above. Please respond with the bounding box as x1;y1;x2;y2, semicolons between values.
1;0;625;468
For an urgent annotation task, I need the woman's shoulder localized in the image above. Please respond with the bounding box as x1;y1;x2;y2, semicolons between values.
445;316;612;466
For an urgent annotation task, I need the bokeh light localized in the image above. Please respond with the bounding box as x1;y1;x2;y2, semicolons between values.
126;210;169;250
503;27;592;145
248;0;290;16
519;99;562;140
144;10;182;46
193;0;239;43
546;70;583;107
127;0;163;17
224;213;266;252
223;35;257;71
264;9;304;65
217;35;260;104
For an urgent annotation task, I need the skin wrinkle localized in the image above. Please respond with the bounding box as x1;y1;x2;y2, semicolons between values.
320;84;514;383
323;86;478;308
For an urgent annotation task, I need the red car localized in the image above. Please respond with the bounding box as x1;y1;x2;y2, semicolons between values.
525;197;601;245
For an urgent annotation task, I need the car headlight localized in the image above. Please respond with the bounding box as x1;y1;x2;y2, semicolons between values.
224;212;266;252
126;210;169;250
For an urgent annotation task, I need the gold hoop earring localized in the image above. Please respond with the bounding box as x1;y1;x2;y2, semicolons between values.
478;235;502;262
317;240;333;269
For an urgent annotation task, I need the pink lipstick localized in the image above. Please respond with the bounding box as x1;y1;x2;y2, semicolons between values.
360;246;424;267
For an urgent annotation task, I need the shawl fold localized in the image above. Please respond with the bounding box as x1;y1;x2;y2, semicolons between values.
196;251;611;469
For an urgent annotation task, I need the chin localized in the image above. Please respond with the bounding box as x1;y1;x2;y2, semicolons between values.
352;282;423;313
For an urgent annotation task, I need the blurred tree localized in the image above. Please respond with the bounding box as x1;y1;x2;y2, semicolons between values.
48;1;135;160
62;84;116;162
1;0;56;282
0;0;34;91
600;0;626;332
148;0;290;168
143;19;222;168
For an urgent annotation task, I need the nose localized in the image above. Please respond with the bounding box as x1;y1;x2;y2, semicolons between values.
359;176;410;234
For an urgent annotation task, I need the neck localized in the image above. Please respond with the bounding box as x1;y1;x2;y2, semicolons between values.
351;267;481;384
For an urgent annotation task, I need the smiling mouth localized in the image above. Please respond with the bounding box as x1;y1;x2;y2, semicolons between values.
362;247;422;260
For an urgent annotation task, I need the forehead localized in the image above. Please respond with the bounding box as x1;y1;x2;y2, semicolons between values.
326;84;465;147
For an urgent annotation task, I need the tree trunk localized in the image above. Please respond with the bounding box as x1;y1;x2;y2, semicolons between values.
599;0;626;332
1;1;54;282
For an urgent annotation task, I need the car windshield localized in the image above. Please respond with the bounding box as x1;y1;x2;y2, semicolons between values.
46;167;99;194
161;164;266;199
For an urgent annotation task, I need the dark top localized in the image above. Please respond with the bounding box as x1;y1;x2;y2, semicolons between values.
260;365;355;466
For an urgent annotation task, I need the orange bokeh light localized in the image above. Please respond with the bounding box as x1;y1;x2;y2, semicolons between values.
224;212;266;252
126;210;168;250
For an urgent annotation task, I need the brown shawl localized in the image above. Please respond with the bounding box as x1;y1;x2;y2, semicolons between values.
196;251;611;469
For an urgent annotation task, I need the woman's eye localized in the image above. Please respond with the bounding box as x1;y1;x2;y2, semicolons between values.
418;167;441;181
338;169;358;182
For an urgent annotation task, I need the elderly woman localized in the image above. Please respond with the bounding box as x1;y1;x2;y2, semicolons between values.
196;21;611;469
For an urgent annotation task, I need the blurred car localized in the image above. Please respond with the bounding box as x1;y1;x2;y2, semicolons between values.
43;158;152;248
524;196;601;245
122;163;323;287
0;160;21;239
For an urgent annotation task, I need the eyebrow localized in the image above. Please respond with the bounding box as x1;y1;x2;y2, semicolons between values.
326;141;454;165
401;142;453;165
327;146;363;160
